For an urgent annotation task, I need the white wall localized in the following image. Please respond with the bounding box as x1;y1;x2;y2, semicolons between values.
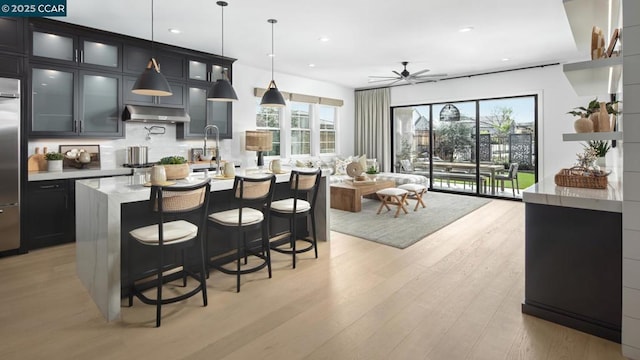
623;0;640;358
28;63;355;168
390;64;619;180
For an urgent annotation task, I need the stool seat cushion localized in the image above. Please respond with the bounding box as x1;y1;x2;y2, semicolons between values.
209;207;264;226
398;183;426;192
271;198;311;213
376;188;408;196
130;220;198;245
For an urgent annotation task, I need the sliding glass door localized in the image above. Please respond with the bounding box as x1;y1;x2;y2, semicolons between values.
392;95;537;199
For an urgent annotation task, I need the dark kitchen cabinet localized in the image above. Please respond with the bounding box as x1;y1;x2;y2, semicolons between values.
27;180;74;250
123;75;186;108
177;84;232;139
123;45;185;80
0;18;24;54
30;24;122;71
187;56;232;83
0;53;23;77
29;64;124;137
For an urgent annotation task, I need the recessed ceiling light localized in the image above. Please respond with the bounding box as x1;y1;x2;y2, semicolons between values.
501;58;510;61
459;26;474;33
319;36;330;42
268;53;275;57
168;28;181;34
308;63;316;68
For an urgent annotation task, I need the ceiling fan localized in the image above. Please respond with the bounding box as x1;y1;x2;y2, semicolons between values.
368;61;447;85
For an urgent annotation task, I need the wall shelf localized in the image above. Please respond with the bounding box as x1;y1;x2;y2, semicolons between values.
562;131;623;141
563;57;622;95
563;0;621;54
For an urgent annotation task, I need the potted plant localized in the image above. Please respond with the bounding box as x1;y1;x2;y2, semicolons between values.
365;165;378;180
159;156;189;180
45;152;64;172
585;140;610;167
568;98;620;133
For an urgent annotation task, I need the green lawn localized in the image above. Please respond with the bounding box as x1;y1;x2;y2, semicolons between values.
446;171;535;190
503;171;535;189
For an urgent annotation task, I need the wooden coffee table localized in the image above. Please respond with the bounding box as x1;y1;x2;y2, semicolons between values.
330;180;395;212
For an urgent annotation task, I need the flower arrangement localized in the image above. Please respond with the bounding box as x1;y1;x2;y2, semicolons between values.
584;140;611;157
576;147;598;169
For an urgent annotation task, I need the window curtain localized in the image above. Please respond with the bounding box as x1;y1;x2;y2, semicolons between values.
355;88;391;171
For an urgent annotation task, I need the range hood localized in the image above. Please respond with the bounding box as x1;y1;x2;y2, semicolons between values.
123;104;190;123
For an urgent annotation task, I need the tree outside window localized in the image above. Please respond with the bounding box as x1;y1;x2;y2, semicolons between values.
319;105;336;154
291;102;311;155
256;100;280;156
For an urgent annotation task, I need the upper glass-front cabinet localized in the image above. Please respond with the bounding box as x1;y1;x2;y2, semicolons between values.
188;58;229;83
30;27;121;70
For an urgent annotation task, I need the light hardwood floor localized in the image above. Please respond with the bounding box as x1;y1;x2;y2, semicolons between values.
0;199;625;359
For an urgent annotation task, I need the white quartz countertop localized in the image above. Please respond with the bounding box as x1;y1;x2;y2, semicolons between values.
522;169;622;213
28;167;133;181
75;168;326;204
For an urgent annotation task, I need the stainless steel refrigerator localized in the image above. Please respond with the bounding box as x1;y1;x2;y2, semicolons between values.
0;78;20;252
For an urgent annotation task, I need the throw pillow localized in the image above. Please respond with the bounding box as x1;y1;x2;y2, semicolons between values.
335;158;349;175
358;154;367;170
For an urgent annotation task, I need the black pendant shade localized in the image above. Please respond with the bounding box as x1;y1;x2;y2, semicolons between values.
132;58;172;96
132;1;172;97
260;80;286;107
260;19;286;108
207;1;238;102
207;78;238;101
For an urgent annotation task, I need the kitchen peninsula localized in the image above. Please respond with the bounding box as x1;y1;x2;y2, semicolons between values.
75;170;329;321
522;170;622;342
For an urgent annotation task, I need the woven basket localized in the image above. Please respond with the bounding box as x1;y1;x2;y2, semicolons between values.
163;163;190;180
554;167;608;189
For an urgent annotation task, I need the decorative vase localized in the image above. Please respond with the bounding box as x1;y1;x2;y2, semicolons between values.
47;159;63;172
574;117;593;133
163;163;190;180
598;101;611;132
589;113;600;132
150;165;167;184
596;156;606;168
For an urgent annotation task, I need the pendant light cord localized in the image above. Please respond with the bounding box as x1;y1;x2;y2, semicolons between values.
221;4;224;56
151;0;155;56
271;20;275;80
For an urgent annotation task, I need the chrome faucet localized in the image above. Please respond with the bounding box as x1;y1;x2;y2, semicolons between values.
203;124;220;176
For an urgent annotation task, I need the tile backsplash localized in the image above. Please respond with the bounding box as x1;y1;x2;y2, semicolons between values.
28;122;231;169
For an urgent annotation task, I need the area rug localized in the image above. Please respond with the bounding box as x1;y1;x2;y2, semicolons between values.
330;192;491;249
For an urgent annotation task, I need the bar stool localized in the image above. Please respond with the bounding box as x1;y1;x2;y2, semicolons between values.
398;183;427;211
208;175;275;292
376;188;409;218
270;169;321;269
127;179;211;327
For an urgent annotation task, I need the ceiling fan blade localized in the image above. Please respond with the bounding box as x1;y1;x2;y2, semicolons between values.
410;69;431;77
367;78;401;84
368;76;400;79
392;70;403;78
404;77;417;85
387;79;403;86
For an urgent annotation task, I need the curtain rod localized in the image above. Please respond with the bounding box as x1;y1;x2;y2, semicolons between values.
355;62;561;92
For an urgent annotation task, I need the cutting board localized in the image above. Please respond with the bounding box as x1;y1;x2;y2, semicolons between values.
27;146;48;171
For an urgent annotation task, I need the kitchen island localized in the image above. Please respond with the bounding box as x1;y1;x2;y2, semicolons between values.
75;170;329;321
522;170;622;342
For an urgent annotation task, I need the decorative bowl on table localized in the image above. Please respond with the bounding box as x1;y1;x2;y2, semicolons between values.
65;148;92;168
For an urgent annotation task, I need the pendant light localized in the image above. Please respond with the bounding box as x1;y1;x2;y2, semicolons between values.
260;19;286;107
132;0;173;96
207;1;238;101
